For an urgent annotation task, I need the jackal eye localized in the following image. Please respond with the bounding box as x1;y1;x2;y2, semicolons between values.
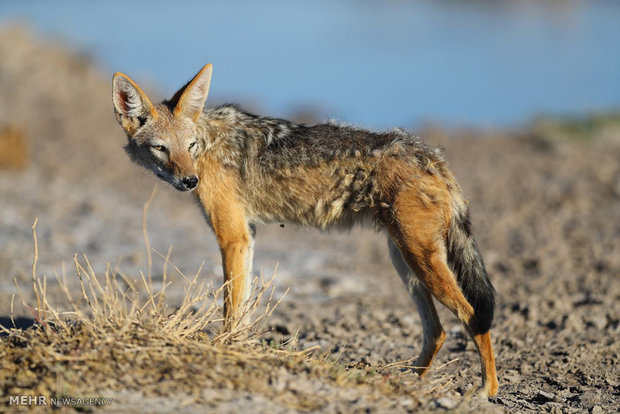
152;145;167;153
188;141;197;150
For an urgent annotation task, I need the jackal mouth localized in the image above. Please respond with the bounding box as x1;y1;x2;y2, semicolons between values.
153;172;188;191
174;183;196;192
167;177;198;192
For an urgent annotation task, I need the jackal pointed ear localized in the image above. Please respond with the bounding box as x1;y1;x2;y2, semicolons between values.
112;72;158;136
173;64;212;122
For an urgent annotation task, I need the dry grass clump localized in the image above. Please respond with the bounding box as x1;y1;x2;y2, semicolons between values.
0;124;28;170
0;219;287;402
0;217;426;411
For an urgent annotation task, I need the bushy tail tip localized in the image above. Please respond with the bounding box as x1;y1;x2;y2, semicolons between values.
446;208;496;333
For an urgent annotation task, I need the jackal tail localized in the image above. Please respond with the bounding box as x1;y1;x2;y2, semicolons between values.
446;199;496;333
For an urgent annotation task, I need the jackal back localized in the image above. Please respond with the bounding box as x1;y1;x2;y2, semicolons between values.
194;105;456;230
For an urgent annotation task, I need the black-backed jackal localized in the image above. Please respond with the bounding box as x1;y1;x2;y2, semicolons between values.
112;64;499;397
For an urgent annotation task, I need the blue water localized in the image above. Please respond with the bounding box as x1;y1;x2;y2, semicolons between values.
1;0;619;129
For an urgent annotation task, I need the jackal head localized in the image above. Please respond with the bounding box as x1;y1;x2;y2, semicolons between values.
112;64;212;192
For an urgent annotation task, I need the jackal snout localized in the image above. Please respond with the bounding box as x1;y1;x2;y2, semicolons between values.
164;149;199;191
182;175;199;190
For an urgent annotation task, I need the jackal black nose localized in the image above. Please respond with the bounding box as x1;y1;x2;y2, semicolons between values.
182;175;199;190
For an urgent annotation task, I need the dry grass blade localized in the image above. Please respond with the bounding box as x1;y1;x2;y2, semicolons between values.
30;218;42;323
142;185;157;285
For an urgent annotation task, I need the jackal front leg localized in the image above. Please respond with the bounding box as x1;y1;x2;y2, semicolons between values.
219;235;253;322
210;207;253;323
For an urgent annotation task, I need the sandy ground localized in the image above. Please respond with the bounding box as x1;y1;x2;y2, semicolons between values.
1;26;619;412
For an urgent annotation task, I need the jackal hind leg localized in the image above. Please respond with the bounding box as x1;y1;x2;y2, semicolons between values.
385;206;498;397
388;238;446;376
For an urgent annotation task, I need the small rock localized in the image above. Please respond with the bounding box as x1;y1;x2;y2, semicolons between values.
502;373;521;383
540;390;555;399
434;397;458;410
605;375;619;387
587;315;607;330
534;390;561;403
520;363;533;375
490;396;515;408
591;406;603;414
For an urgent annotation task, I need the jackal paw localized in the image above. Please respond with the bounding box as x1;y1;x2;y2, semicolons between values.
412;361;431;377
473;382;498;399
